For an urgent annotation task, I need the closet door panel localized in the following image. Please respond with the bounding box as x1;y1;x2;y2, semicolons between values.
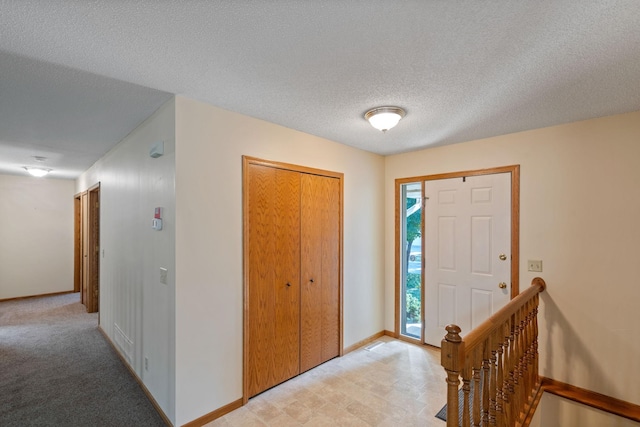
247;164;278;397
272;169;301;385
300;173;323;373
247;165;303;397
321;177;340;362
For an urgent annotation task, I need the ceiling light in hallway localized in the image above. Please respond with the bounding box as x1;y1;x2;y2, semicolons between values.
24;167;51;177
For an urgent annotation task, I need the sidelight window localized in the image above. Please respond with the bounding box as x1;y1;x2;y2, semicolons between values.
400;182;422;339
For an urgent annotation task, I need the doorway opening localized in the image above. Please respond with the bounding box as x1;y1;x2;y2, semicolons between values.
74;183;101;315
395;166;520;345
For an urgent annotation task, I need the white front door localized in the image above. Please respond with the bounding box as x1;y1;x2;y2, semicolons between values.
423;173;511;346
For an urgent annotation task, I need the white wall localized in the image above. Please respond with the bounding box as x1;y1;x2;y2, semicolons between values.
0;174;74;300
385;111;640;406
77;99;176;423
174;96;385;425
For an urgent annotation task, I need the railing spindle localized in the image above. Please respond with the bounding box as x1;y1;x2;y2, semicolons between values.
533;295;540;384
463;365;472;427
501;319;511;426
496;324;506;427
507;313;516;425
489;330;498;426
473;350;482;427
482;340;490;427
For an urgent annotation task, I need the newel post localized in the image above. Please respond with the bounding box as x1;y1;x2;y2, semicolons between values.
442;324;463;426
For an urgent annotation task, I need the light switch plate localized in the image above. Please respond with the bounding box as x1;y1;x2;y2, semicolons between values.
160;267;168;284
528;260;543;272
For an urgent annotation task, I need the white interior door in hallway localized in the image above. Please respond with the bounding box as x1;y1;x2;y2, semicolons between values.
423;173;511;346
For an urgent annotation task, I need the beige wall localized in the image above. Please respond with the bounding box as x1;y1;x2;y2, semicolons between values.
175;96;385;425
530;393;638;427
0;174;74;299
77;99;176;423
385;110;640;405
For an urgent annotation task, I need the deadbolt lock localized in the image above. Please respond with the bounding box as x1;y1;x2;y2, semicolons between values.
499;282;507;289
499;254;507;261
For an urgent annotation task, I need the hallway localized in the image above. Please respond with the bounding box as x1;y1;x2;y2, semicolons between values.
0;293;165;426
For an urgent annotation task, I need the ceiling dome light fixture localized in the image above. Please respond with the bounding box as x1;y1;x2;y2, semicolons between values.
364;106;406;132
24;167;51;177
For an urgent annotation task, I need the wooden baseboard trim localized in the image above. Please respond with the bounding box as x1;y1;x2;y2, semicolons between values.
383;329;396;338
181;398;243;427
343;330;386;355
540;377;640;422
97;326;173;427
0;290;75;302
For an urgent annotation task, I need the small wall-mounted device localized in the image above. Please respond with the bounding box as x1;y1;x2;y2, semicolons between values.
152;207;163;230
150;140;164;158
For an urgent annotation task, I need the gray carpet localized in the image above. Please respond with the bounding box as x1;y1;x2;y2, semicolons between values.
0;293;166;426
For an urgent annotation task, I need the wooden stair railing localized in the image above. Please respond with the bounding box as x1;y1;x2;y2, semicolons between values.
441;277;546;427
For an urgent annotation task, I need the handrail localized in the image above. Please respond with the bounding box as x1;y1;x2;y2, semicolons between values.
441;277;546;427
461;277;546;360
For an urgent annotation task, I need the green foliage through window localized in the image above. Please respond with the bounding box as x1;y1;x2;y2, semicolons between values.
406;273;420;290
403;187;422;331
405;293;421;323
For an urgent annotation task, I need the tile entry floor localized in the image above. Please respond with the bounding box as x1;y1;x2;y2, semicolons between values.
206;337;448;427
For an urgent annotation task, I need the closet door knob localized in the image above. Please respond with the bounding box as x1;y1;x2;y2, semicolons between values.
286;282;291;287
310;278;315;283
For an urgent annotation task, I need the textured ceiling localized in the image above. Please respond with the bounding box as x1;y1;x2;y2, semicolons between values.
0;51;172;179
1;1;640;179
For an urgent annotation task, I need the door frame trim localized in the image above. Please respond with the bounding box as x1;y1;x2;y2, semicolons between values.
242;156;344;404
74;193;82;294
87;182;101;315
74;182;101;314
394;165;520;342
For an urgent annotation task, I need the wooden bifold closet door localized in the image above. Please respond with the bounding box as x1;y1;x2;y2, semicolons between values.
244;157;342;400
